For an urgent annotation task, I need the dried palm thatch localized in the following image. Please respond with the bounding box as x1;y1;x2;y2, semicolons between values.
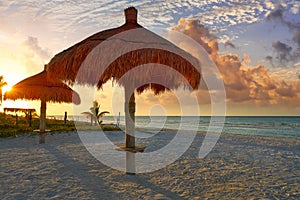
4;70;80;143
4;107;36;113
46;7;201;94
4;70;80;104
45;7;201;173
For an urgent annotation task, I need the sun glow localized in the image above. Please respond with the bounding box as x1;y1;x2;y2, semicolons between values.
2;85;12;93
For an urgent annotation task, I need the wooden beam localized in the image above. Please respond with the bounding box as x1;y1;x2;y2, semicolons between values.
39;100;46;144
124;87;135;148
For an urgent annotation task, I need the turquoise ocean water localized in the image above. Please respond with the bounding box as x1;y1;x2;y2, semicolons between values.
65;116;300;139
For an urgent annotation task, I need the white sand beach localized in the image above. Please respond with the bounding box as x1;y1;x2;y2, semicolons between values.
1;130;299;199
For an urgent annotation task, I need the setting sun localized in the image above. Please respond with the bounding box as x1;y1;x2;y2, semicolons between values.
2;85;12;93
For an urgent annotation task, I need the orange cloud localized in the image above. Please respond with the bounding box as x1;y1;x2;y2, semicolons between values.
172;18;300;106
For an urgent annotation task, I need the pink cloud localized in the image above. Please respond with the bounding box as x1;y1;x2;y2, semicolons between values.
171;18;300;106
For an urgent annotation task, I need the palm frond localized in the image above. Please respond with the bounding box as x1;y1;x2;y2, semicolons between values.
81;111;97;120
0;75;7;105
98;111;110;118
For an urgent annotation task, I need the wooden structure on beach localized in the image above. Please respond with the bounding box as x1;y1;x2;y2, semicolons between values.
4;107;36;127
46;7;201;174
4;69;80;143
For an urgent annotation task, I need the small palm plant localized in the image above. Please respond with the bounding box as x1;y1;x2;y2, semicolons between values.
82;100;109;125
0;76;8;106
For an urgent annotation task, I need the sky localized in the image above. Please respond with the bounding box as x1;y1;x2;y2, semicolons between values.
0;0;300;116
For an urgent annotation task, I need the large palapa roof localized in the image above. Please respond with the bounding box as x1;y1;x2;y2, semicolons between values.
46;7;201;94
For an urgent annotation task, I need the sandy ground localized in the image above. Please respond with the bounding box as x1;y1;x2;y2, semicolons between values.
0;130;299;200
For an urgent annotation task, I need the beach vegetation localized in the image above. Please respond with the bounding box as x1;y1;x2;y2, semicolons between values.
0;112;120;138
82;100;110;125
0;75;7;105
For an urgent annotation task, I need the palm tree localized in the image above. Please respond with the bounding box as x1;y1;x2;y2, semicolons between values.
82;100;109;125
0;76;7;106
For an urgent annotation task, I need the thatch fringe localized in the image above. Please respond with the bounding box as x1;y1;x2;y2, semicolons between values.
4;108;36;113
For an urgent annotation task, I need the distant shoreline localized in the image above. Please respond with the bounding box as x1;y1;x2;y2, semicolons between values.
1;114;299;139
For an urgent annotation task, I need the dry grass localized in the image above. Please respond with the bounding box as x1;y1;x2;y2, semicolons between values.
0;112;120;137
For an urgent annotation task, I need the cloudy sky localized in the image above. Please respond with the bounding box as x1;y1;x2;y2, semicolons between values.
0;0;299;116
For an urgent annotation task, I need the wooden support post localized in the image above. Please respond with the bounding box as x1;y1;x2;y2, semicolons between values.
39;132;45;144
15;113;18;127
124;86;136;175
29;110;32;127
125;89;135;148
117;112;120;127
39;100;46;144
64;111;67;125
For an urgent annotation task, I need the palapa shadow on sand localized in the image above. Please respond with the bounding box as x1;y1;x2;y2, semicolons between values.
41;144;119;199
41;134;185;199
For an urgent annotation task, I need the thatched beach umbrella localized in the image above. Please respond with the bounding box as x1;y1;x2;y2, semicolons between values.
4;69;81;143
46;7;201;173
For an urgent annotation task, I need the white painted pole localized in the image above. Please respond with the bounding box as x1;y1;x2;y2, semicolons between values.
126;152;136;175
